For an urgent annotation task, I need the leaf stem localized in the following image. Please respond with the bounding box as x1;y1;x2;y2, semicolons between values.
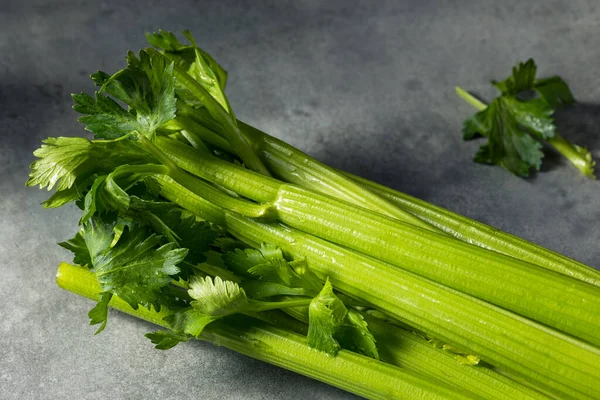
238;121;440;232
191;261;242;283
155;175;226;226
137;134;180;171
180;130;210;152
168;168;273;219
170;115;233;152
455;86;487;111
547;133;596;178
249;298;312;312
156;135;439;232
170;115;600;286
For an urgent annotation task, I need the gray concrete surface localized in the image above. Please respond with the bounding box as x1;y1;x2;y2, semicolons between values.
2;0;600;399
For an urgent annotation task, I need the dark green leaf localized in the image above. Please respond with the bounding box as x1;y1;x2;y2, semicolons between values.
462;98;545;177
502;97;555;140
163;212;216;265
336;310;379;359
462;109;489;140
223;247;269;277
79;216;117;266
81;175;109;223
147;30;228;91
80;217;186;310
147;30;230;112
72;92;139;139
130;203;217;276
59;231;92;267
178;309;218;337
223;245;322;296
493;59;537;95
42;174;98;209
307;279;379;358
473;144;493;165
74;50;176;139
88;292;112;334
145;330;189;350
534;76;575;108
90;70;111;86
146;30;187;51
80;164;168;223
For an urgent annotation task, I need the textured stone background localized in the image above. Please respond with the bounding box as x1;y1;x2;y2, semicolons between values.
1;1;599;399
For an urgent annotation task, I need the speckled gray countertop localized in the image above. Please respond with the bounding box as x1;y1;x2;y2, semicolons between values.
2;1;600;399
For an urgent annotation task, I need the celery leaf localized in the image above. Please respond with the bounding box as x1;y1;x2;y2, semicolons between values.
27;136;151;193
308;279;379;358
460;58;595;177
307;279;347;355
145;330;189;350
80;217;186;311
73;50;176;139
223;244;322;297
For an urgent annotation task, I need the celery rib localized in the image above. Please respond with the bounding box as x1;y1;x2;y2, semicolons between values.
272;184;600;347
166;119;600;289
56;262;471;400
345;171;600;287
238;119;600;288
282;305;548;400
238;120;440;232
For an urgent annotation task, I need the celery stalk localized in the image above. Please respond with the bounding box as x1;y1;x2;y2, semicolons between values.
56;262;471;400
281;304;548;400
168;119;600;289
344;171;600;287
155;137;600;347
157;179;600;400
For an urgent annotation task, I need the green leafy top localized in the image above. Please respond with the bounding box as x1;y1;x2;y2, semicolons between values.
145;30;270;176
459;59;595;178
26;136;152;201
146;29;230;112
142;239;379;356
491;59;575;106
73;50;176;140
36;30;376;358
74;169;219;284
